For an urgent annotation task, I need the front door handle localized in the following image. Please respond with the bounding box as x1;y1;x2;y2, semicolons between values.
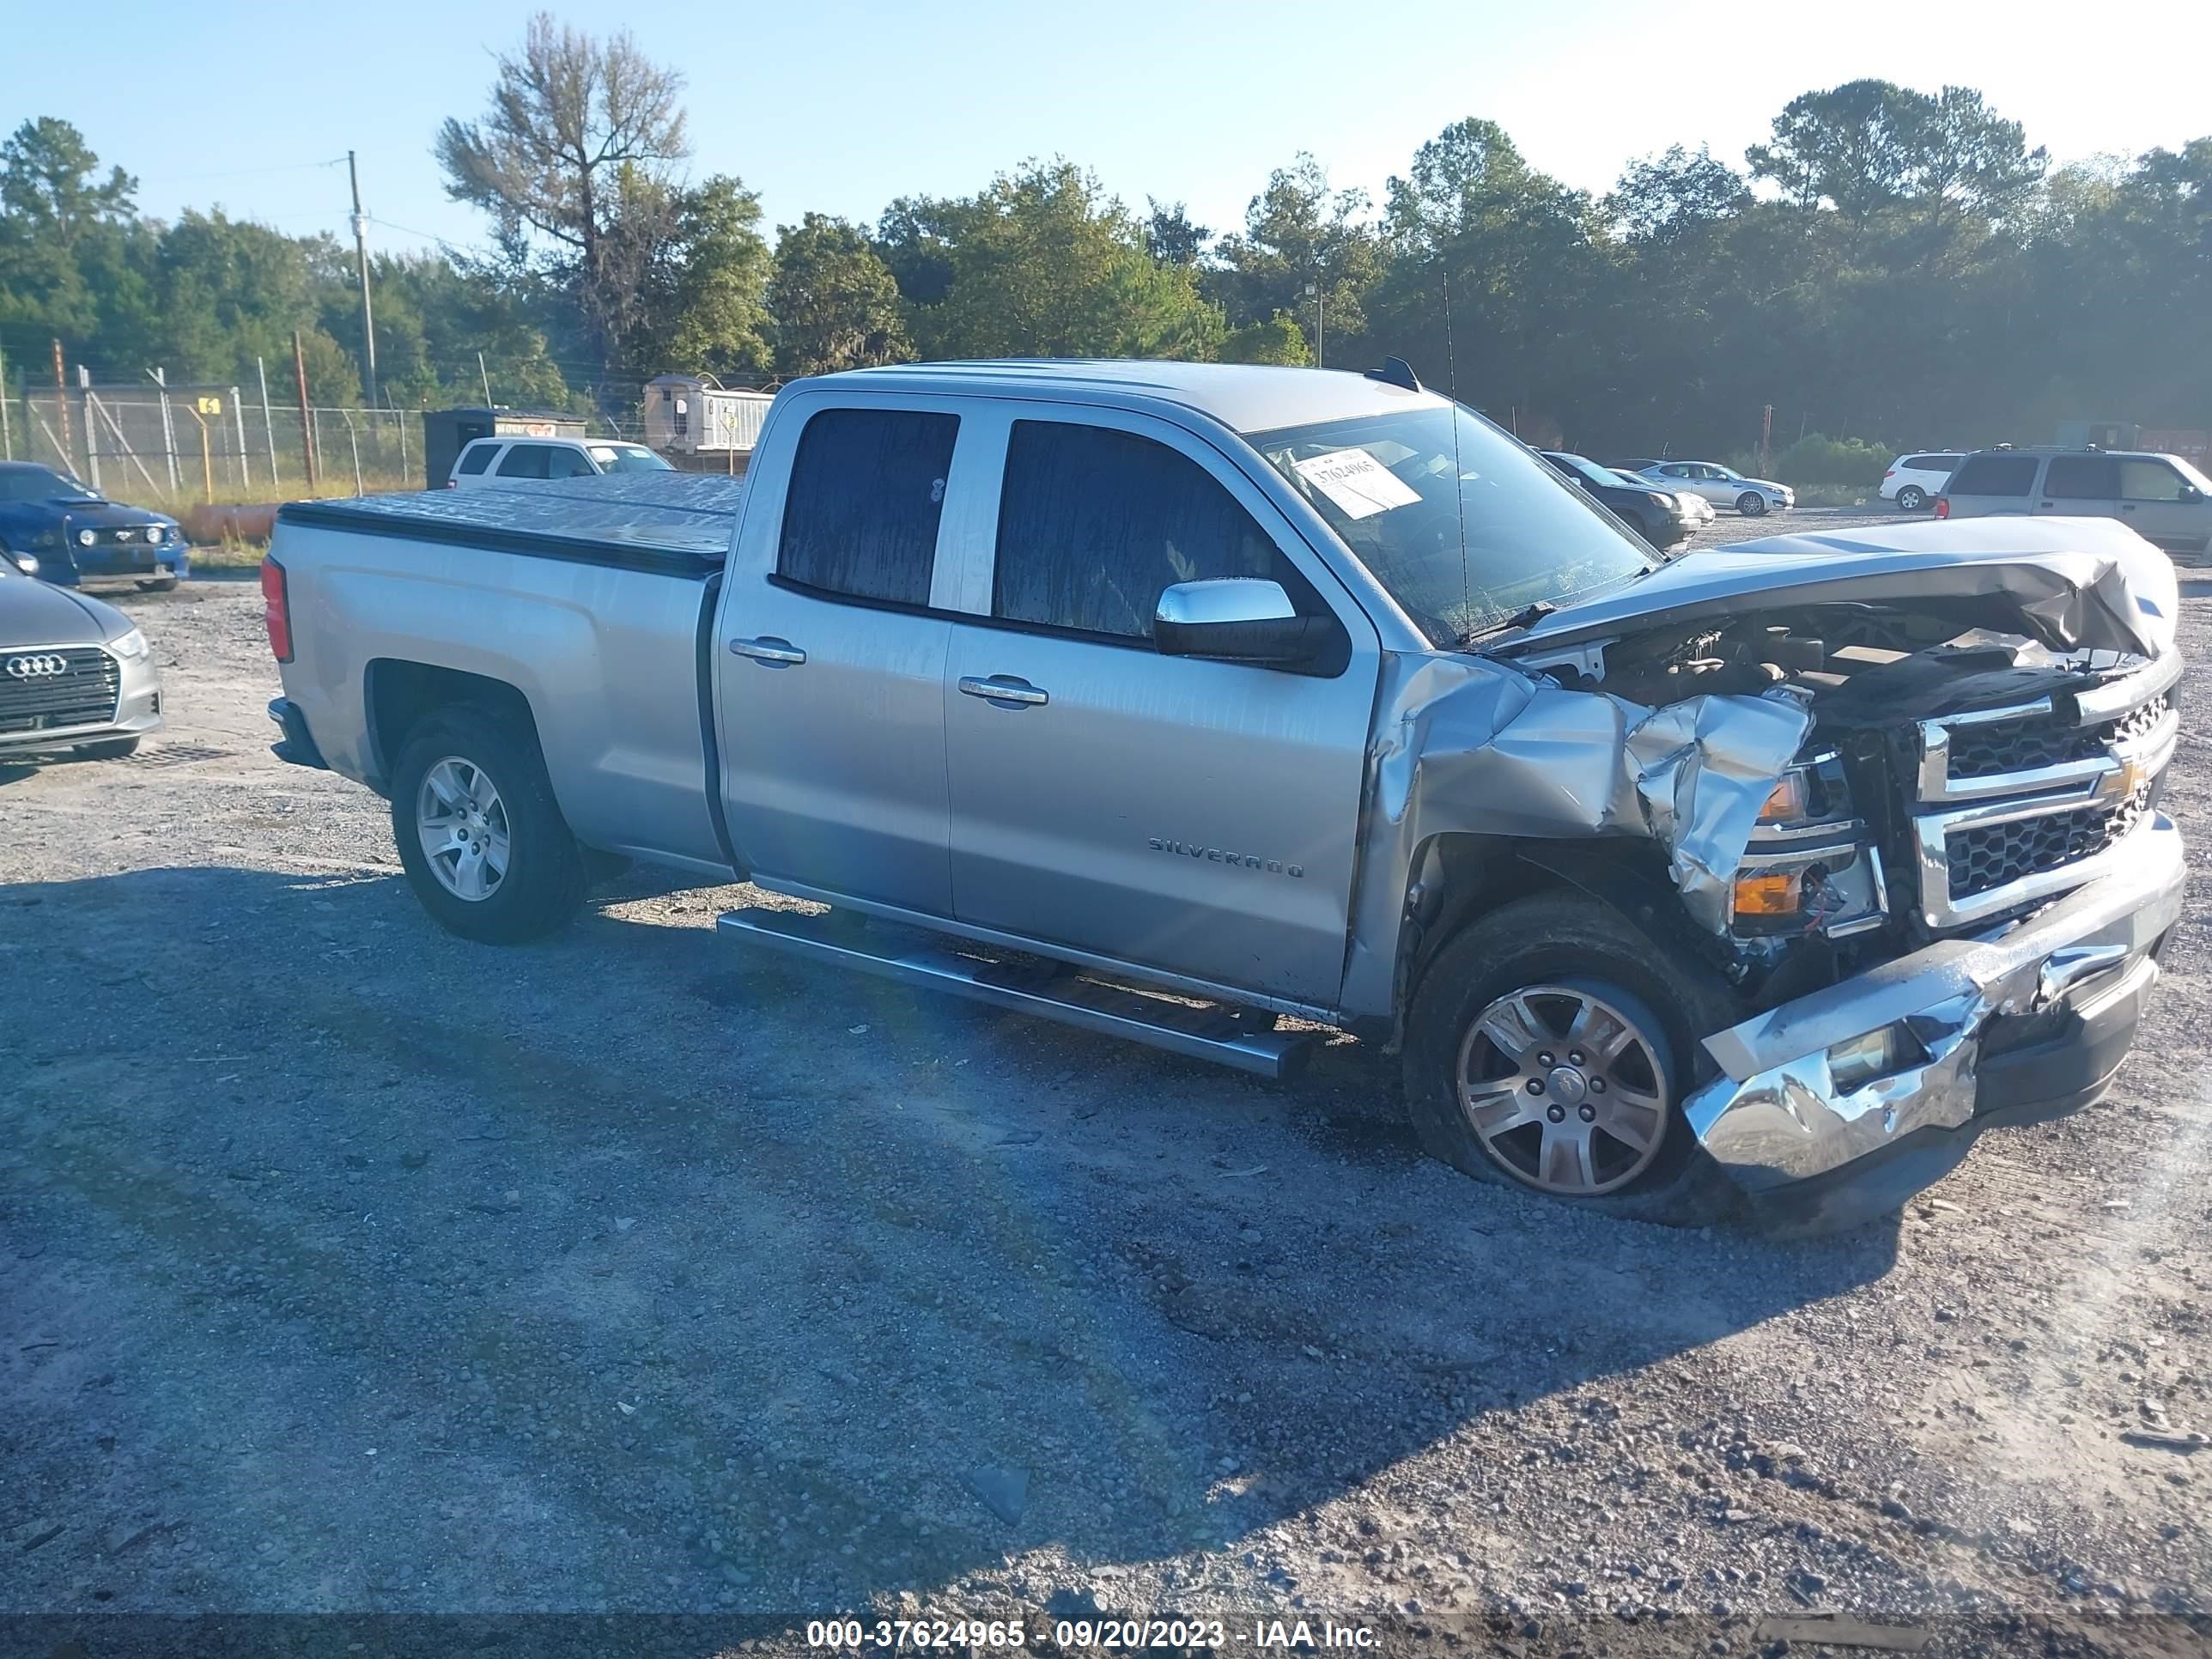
730;635;806;665
2120;503;2139;512
959;674;1048;708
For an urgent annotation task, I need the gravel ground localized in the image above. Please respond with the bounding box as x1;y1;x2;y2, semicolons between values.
3;508;2210;1657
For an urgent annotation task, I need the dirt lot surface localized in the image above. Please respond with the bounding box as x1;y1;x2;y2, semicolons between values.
4;507;2210;1657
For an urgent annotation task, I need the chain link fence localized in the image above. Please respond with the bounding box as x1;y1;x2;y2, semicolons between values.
3;381;650;508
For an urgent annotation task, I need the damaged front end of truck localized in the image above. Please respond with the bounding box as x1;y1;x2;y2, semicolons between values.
1364;517;2186;1230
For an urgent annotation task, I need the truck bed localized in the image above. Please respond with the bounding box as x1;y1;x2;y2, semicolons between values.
276;474;746;571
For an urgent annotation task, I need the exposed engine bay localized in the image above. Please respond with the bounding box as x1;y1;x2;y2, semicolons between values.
1504;597;2178;1012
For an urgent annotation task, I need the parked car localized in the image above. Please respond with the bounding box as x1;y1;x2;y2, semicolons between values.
448;435;676;488
1881;452;1966;512
1637;459;1796;516
0;463;190;590
1936;447;2212;561
1536;450;1703;548
263;360;2183;1234
0;548;163;761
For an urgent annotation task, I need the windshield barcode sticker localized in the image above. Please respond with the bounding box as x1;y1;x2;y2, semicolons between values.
1291;448;1423;520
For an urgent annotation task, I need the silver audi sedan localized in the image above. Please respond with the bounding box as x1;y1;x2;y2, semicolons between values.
0;550;163;762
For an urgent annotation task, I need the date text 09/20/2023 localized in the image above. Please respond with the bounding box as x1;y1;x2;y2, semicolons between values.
804;1617;1379;1649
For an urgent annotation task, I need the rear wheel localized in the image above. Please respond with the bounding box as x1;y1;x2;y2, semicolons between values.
137;576;180;592
1735;491;1768;516
390;704;586;944
1402;892;1741;1225
1896;486;1927;512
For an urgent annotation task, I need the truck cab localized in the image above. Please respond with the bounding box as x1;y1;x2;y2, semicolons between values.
263;362;2186;1233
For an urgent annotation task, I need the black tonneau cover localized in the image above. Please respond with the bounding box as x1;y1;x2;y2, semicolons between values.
276;474;746;577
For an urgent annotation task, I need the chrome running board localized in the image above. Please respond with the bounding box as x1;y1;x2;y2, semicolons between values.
717;907;1311;1079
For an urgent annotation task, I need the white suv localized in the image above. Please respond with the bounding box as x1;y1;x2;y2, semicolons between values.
449;436;674;488
1881;452;1965;512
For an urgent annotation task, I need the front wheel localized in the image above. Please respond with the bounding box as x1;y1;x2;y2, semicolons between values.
1402;892;1741;1225
389;704;586;944
1896;486;1927;512
1735;491;1768;516
137;576;180;592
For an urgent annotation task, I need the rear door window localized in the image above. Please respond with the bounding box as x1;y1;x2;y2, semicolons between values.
495;444;553;479
2043;455;2118;499
2119;459;2189;501
1929;453;1964;471
454;445;496;477
1948;454;2039;496
776;407;958;607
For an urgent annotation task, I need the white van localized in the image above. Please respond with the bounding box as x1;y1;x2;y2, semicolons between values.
448;436;675;488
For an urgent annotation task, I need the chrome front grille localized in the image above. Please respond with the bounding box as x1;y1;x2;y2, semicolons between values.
1947;781;2154;901
0;646;121;735
1911;661;2179;929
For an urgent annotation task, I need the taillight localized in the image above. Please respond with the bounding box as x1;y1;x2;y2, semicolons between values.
261;556;294;663
1883;468;1895;477
1934;498;1950;520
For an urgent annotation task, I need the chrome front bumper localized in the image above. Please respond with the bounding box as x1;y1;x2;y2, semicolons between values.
1686;812;2185;1221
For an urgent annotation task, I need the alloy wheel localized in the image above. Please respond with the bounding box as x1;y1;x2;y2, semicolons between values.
1454;983;1672;1195
416;756;511;902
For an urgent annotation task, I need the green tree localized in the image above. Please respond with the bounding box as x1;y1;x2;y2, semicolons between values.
1606;145;1750;244
769;213;910;378
435;12;690;389
887;161;1221;362
1210;155;1378;360
630;175;775;380
1217;311;1310;365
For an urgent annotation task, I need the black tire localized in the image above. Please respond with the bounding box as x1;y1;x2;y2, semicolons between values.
1402;892;1742;1226
389;703;586;944
1735;491;1768;517
72;736;140;760
1896;487;1927;512
137;576;180;592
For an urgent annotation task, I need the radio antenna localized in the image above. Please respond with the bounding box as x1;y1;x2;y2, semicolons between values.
1443;258;1469;635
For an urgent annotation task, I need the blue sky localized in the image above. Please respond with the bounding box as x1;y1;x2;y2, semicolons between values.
17;1;2212;258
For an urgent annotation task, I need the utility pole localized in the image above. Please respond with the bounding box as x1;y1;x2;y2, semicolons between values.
1305;281;1325;368
52;339;73;472
0;342;12;460
348;150;378;406
293;330;319;494
477;351;493;408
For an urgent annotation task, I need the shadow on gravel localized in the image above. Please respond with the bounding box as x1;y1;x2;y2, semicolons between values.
4;864;1899;1613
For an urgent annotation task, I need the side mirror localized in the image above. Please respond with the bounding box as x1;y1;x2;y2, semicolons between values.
2181;484;2204;505
9;551;38;575
1155;578;1330;668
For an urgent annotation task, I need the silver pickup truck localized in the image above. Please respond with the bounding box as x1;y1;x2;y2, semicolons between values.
264;362;2186;1231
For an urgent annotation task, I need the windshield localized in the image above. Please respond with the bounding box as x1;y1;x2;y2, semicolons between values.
1547;452;1617;489
1251;404;1658;646
1609;467;1657;489
588;443;674;473
2170;455;2212;494
0;465;99;503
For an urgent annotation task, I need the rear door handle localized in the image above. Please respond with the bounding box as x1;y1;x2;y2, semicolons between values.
729;635;806;665
958;675;1048;708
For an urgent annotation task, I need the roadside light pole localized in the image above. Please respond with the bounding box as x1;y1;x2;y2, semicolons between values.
1305;281;1325;369
349;150;378;407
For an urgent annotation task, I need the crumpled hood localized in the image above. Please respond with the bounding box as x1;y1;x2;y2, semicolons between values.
0;574;125;648
1509;515;2178;660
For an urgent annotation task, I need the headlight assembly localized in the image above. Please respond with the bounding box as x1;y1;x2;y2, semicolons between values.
109;627;150;661
76;529;97;547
